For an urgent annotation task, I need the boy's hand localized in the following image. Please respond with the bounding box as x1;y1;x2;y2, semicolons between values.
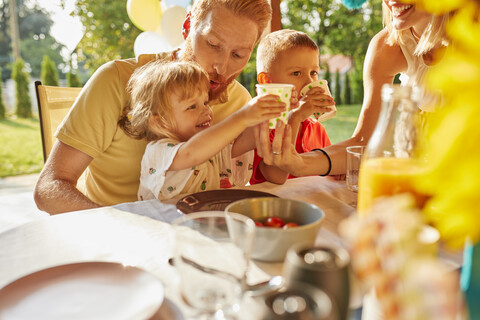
290;87;335;122
237;94;286;127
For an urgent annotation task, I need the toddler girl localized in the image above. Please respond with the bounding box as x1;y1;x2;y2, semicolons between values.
119;60;285;200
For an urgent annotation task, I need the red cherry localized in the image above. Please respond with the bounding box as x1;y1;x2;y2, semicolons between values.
283;222;299;229
255;221;264;227
265;216;285;228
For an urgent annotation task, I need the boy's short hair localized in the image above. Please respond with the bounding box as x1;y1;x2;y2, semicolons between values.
256;29;319;74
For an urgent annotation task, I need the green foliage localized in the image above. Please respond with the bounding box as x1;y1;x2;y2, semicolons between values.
334;71;342;105
67;70;82;87
0;67;5;119
323;63;331;85
237;48;258;97
0;1;65;78
282;0;383;101
351;62;364;104
71;0;142;71
11;58;31;118
20;37;65;78
0;118;43;177
344;71;352;105
41;55;59;86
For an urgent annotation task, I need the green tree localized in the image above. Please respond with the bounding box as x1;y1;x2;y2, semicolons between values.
351;62;363;104
344;71;351;105
0;0;65;78
0;67;5;119
41;55;59;86
67;69;82;87
282;0;383;102
323;63;331;85
334;71;342;105
69;0;141;71
11;58;31;118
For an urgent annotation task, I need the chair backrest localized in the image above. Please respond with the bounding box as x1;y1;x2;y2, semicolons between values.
35;81;82;163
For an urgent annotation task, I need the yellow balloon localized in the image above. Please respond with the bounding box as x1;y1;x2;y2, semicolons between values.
127;0;163;32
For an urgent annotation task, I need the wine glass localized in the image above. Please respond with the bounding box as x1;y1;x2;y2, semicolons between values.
172;211;255;319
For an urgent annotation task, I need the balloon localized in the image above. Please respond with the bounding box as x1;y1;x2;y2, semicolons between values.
164;0;191;8
161;5;188;48
134;31;172;57
127;0;163;31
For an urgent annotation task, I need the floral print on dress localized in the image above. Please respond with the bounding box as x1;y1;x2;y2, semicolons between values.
236;160;243;167
167;186;176;192
149;168;156;174
201;179;207;190
220;177;233;188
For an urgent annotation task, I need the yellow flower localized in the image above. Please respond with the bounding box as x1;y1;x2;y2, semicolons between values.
413;3;480;248
413;0;467;15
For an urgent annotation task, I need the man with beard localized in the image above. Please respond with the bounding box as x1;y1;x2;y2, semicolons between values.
34;0;272;214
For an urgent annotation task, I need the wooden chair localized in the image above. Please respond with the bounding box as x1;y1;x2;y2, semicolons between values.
34;81;82;163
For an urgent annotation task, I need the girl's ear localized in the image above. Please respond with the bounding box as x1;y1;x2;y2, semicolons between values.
257;72;271;84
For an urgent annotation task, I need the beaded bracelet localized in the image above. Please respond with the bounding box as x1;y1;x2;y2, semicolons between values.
312;148;332;176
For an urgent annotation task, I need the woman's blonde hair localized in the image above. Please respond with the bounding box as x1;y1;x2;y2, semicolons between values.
256;29;319;74
190;0;272;42
119;60;209;142
383;3;450;56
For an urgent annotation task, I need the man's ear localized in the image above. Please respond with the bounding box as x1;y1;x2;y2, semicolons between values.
182;12;191;40
257;72;271;84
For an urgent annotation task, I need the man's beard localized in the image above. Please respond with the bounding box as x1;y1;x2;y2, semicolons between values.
182;38;238;101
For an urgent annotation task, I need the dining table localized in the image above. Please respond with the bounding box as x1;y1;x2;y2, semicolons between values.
0;175;458;319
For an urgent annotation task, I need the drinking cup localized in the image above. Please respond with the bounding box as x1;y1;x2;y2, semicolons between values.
346;146;365;193
172;211;255;319
256;83;294;129
300;79;336;122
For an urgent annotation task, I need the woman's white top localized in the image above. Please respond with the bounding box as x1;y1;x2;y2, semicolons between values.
398;30;440;112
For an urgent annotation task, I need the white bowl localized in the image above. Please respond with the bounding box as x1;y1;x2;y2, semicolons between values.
225;197;324;262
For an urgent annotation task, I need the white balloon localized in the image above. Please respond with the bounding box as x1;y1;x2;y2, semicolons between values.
164;0;191;8
134;31;173;57
161;6;188;48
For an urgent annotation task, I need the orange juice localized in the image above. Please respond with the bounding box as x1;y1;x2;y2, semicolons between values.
357;157;428;215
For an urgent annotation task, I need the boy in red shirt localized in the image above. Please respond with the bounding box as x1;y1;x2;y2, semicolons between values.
250;29;336;184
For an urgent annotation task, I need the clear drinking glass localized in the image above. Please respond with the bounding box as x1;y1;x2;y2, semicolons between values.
172;211;255;319
346;146;365;193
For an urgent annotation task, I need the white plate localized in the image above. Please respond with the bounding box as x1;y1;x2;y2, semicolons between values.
0;262;165;320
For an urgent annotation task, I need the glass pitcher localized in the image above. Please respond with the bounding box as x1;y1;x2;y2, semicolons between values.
357;84;429;215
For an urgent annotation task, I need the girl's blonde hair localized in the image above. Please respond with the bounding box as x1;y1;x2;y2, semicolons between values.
119;60;209;142
190;0;272;42
256;29;319;74
383;3;450;56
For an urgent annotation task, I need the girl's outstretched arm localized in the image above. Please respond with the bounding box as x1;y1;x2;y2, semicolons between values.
169;95;285;171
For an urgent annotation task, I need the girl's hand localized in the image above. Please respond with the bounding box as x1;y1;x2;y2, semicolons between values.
291;87;335;122
237;94;286;128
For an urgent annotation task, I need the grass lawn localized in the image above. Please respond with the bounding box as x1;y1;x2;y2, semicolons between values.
322;104;362;144
0;104;361;178
0;118;44;177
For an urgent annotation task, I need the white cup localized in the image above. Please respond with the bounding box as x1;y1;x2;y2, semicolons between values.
256;83;294;129
346;146;365;192
300;79;336;122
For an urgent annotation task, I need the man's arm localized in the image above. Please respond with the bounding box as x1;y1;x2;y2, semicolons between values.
34;141;101;214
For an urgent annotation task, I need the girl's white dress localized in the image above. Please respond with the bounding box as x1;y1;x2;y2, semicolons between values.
138;139;253;201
